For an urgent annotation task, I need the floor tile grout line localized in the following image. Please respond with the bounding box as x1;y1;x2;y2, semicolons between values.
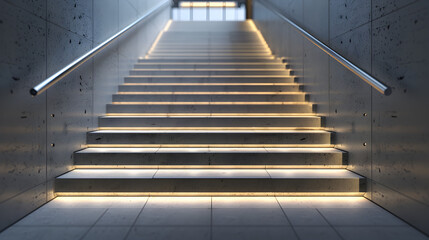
274;196;301;240
265;168;272;179
151;169;159;179
315;208;345;240
78;208;109;240
123;197;149;240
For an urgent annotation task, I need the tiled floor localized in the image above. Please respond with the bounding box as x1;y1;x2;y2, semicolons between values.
0;197;427;240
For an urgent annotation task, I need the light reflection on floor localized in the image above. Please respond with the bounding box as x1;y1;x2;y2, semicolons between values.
0;197;427;240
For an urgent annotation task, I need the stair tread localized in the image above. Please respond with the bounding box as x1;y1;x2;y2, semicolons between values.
90;130;328;133
109;102;311;105
114;92;304;95
126;75;291;78
58;169;362;179
100;115;319;118
121;83;299;85
76;147;344;154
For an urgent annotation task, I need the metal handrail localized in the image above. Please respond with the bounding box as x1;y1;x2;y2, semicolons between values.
255;0;391;95
30;0;170;96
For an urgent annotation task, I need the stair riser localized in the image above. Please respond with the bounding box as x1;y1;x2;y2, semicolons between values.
106;104;314;114
55;178;364;193
148;55;273;58
118;85;302;92
98;117;321;128
112;94;306;102
87;132;331;145
150;51;271;54
156;44;266;47
124;77;295;84
134;64;285;69
74;152;345;166
129;70;290;76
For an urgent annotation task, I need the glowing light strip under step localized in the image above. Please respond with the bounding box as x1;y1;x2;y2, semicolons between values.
121;83;300;86
86;144;335;148
104;113;317;116
110;102;312;105
97;127;324;130
74;165;346;169
115;92;305;95
135;63;284;65
125;75;292;78
56;192;364;197
130;69;289;71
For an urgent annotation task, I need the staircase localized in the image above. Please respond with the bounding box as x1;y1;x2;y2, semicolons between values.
55;21;365;196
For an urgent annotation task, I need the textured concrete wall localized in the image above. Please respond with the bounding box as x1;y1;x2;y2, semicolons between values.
254;0;429;235
0;0;169;231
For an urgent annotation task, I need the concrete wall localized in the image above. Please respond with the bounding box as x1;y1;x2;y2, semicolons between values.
254;0;429;235
0;0;170;231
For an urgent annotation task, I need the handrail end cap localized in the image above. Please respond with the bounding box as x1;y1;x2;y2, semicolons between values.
384;87;392;96
30;88;38;96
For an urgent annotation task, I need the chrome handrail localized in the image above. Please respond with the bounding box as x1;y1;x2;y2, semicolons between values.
30;0;170;96
255;0;391;95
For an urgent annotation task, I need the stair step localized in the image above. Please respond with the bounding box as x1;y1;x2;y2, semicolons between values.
157;41;264;43
112;93;306;102
133;63;286;69
106;103;314;114
152;47;270;51
87;130;331;145
74;147;345;167
55;169;365;194
148;52;271;56
98;116;321;128
129;69;290;76
138;58;282;63
153;46;269;50
150;50;271;54
146;56;275;60
118;83;302;92
124;76;296;84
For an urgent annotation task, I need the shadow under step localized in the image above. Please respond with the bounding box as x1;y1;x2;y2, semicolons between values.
133;63;286;69
98;116;321;128
124;76;296;84
118;83;302;92
129;70;291;76
55;169;365;195
150;50;271;54
86;130;332;145
106;103;314;114
112;93;306;102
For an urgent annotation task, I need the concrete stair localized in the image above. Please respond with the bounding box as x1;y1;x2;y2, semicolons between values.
97;116;322;128
112;92;307;102
118;83;302;92
123;76;296;83
55;20;365;196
